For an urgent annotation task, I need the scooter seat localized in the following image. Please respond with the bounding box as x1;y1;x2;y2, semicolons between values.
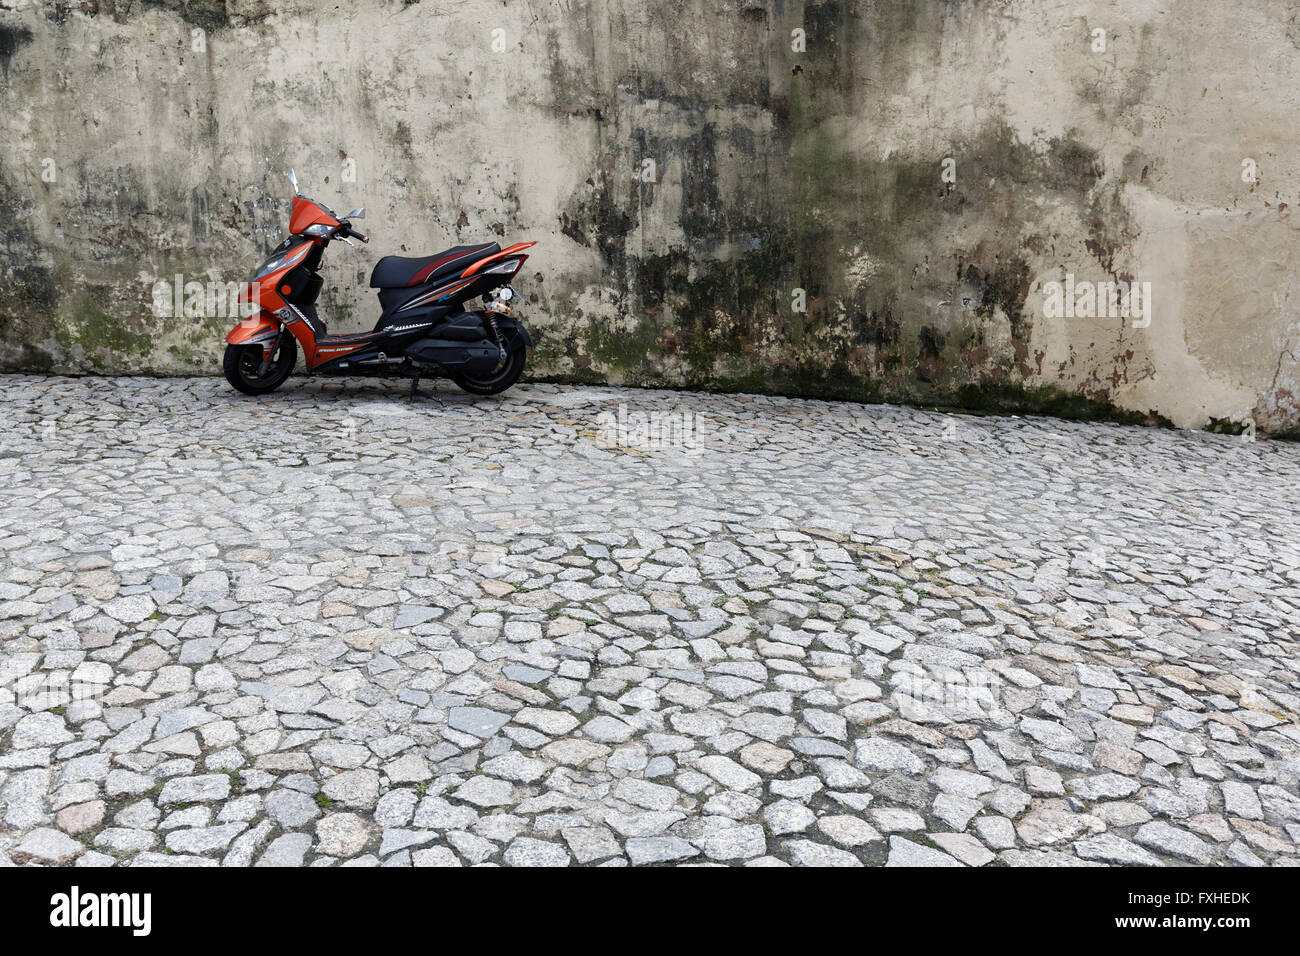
369;243;500;288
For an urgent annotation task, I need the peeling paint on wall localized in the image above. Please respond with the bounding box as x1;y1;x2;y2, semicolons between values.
1;0;1298;433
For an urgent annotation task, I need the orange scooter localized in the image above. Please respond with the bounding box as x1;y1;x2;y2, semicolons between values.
224;169;535;398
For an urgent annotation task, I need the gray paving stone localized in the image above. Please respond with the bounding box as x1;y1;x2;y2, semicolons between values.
885;836;965;867
1074;833;1164;867
158;774;230;805
316;813;373;858
785;839;863;867
257;833;314;867
448;706;511;738
264;790;322;828
13;827;84;863
854;738;925;774
503;837;571;867
562;826;622;863
699;824;767;861
625;836;699;865
1134;821;1214;865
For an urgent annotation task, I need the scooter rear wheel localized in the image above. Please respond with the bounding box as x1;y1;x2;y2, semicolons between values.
223;339;297;395
452;347;526;396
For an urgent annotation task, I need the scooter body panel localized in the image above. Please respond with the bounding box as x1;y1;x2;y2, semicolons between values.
226;310;280;346
404;337;502;377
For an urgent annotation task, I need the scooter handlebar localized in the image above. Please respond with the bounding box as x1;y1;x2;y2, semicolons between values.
339;222;368;243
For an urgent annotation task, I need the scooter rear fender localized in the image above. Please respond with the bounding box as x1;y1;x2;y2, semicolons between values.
494;316;533;351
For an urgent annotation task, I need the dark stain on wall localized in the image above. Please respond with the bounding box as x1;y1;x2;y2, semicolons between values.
138;0;232;32
0;158;58;372
0;24;33;78
533;0;1164;419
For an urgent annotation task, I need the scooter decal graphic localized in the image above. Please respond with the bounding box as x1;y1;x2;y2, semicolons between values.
395;278;476;313
437;279;475;301
409;248;487;285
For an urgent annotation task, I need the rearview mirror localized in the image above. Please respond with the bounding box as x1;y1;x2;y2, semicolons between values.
345;207;365;220
287;169;299;195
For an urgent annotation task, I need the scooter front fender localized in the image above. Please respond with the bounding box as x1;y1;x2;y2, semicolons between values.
226;310;280;346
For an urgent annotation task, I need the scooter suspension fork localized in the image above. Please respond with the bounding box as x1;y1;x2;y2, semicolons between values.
257;324;285;377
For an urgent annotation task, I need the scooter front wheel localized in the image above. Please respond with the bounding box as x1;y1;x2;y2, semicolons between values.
223;339;297;396
452;347;526;396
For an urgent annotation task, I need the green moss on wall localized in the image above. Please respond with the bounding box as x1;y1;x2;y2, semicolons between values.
54;289;153;359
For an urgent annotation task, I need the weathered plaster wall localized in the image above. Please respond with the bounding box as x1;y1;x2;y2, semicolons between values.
1;0;1298;432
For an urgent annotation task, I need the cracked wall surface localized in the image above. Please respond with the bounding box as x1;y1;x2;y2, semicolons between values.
1;0;1298;433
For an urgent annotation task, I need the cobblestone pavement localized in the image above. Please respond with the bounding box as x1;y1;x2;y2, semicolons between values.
2;374;1299;867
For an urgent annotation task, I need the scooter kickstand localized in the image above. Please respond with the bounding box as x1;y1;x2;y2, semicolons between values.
407;373;439;402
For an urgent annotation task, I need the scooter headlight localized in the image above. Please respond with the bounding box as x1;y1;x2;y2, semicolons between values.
249;242;308;282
